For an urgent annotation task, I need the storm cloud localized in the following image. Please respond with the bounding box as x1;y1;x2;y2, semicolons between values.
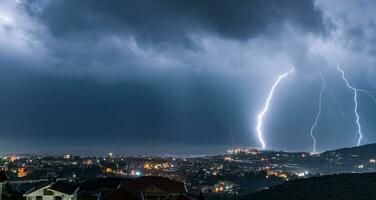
0;0;376;155
31;0;325;43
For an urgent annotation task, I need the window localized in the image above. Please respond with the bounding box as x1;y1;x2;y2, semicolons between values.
54;196;62;200
36;196;43;200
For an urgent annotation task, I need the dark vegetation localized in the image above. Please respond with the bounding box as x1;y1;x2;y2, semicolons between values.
243;172;376;200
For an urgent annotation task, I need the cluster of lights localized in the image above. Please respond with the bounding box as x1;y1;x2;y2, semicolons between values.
17;167;27;178
265;169;289;180
224;156;233;161
129;170;142;176
227;148;258;155
6;155;19;162
296;171;309;177
143;162;170;170
212;181;236;193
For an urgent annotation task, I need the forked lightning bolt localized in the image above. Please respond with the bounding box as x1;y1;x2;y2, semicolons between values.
337;65;376;146
309;75;325;154
357;89;376;103
256;69;293;149
337;65;363;146
327;88;347;116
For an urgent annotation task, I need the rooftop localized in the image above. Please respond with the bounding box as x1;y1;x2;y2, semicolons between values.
0;171;6;182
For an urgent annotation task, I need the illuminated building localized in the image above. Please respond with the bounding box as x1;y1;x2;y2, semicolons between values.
17;168;27;178
7;156;17;163
211;181;237;194
224;156;233;161
143;163;153;170
103;167;113;174
82;159;93;165
130;170;142;177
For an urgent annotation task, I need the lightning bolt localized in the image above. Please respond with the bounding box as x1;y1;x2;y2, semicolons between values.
357;89;376;103
229;98;236;147
256;69;293;149
337;65;363;146
326;88;347;116
309;75;325;154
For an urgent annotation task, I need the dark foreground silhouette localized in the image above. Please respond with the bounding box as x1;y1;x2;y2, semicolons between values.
244;172;376;200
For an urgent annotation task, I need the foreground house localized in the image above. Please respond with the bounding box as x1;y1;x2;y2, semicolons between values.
104;176;197;200
0;172;6;200
23;181;79;200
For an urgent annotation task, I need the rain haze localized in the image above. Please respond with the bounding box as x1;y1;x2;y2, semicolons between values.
1;0;376;156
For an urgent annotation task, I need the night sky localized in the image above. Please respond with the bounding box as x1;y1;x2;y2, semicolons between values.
0;0;376;155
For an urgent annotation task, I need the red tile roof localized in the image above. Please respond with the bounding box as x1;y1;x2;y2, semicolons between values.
120;176;186;194
50;181;79;195
167;193;195;200
104;188;141;200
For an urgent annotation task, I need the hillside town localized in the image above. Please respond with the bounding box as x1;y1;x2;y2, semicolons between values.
2;144;376;200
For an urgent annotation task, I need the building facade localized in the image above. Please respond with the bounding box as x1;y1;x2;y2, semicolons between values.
23;181;79;200
0;172;6;200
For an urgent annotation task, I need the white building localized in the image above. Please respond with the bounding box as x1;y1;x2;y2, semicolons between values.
0;172;6;200
23;181;79;200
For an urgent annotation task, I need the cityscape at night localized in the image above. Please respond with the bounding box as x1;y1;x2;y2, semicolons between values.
1;0;376;199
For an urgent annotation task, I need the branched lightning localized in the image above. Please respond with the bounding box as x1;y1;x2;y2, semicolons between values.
256;69;293;149
326;88;347;116
337;65;376;146
337;65;363;146
309;75;325;154
357;89;376;103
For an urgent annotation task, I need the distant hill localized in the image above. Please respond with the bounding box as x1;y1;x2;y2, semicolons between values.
243;172;376;200
321;143;376;159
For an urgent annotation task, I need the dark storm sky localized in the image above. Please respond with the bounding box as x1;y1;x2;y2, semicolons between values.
0;0;376;155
